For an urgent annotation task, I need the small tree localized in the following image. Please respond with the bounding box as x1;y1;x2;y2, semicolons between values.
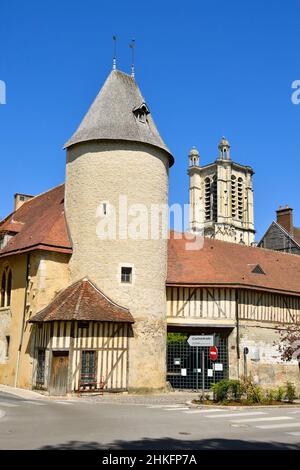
277;324;300;362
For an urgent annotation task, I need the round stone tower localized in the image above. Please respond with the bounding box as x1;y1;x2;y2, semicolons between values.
64;70;174;391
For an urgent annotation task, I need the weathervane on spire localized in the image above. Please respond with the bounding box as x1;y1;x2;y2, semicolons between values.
130;39;135;78
112;35;117;70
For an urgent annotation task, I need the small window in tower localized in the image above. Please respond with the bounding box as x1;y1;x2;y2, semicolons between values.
5;336;10;359
121;267;132;283
99;201;109;216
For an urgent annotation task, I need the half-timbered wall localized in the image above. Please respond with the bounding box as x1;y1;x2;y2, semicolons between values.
167;287;236;320
33;321;129;392
167;287;300;324
239;290;300;324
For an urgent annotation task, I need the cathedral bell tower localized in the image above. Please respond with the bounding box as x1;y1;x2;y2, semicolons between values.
188;138;255;245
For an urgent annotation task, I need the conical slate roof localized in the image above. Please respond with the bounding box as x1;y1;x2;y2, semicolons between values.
65;70;174;166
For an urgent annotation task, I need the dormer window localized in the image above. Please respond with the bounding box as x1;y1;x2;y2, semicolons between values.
0;232;14;250
133;102;150;123
250;264;265;275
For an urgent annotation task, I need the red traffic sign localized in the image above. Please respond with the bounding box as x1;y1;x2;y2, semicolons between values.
209;346;218;361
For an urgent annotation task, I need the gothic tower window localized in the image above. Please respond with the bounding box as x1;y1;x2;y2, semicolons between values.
211;176;218;221
231;175;236;219
204;177;211;221
0;267;12;308
237;177;244;220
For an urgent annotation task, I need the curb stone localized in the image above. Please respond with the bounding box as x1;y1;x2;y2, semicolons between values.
186;400;300;410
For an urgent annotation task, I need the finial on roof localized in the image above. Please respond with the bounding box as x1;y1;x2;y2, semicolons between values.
218;136;230;160
112;35;117;70
188;146;200;166
130;39;135;78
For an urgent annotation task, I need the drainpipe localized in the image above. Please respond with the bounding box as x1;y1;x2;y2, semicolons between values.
235;289;240;379
14;254;30;388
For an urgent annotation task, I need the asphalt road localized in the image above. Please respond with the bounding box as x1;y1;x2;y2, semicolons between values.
0;391;300;450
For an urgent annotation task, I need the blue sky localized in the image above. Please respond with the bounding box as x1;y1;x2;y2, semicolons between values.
1;0;299;239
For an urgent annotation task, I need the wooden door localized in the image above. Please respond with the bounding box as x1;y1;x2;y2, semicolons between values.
49;351;69;396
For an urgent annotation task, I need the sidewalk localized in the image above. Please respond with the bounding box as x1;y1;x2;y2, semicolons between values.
0;384;46;400
85;391;200;406
0;384;200;405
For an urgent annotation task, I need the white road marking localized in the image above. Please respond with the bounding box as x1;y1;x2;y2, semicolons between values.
54;401;74;405
256;422;300;430
286;431;300;436
207;411;266;418
23;401;46;406
184;409;229;414
0;401;19;408
231;416;293;424
148;404;186;408
0;410;6;419
164;407;190;411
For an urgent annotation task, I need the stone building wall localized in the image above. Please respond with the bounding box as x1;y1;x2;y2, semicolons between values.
0;251;70;389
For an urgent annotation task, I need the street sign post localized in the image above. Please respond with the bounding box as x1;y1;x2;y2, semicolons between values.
209;345;218;386
209;346;218;361
187;335;214;347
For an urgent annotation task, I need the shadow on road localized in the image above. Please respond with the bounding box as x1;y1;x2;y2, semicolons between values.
39;438;300;450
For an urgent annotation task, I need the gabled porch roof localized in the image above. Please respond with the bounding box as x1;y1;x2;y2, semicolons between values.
29;278;134;323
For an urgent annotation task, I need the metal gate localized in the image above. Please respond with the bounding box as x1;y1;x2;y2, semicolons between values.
167;333;228;390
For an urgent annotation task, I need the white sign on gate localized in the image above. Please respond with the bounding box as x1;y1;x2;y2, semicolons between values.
187;335;214;347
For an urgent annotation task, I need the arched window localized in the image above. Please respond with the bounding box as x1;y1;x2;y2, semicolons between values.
6;269;12;307
231;175;236;219
237;177;244;220
0;267;12;308
204;177;211;221
211;176;218;222
0;270;6;308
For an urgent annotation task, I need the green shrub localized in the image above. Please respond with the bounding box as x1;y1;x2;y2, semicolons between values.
284;382;297;403
211;379;243;403
242;377;264;404
265;389;276;403
167;333;188;343
275;387;285;402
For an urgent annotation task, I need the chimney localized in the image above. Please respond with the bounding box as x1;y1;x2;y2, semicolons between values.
14;193;33;212
276;204;294;235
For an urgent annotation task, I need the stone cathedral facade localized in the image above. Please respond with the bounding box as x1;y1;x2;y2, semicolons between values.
0;65;299;395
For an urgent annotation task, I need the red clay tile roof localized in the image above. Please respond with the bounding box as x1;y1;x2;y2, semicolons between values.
29;278;134;323
167;231;300;296
0;185;72;257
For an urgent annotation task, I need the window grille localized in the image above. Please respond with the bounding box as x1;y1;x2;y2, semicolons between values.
36;349;46;385
80;350;96;385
